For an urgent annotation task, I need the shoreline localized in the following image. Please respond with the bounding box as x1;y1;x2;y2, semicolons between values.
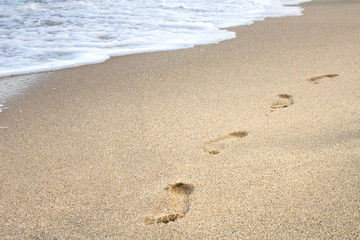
0;0;308;82
1;0;360;239
0;1;310;103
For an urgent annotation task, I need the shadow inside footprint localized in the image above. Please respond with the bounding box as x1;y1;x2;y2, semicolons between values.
307;74;339;84
270;94;294;109
203;131;248;155
165;182;194;195
144;182;194;225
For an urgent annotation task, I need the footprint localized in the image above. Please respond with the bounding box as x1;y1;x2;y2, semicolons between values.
144;182;194;225
270;94;294;109
307;74;339;84
203;131;248;155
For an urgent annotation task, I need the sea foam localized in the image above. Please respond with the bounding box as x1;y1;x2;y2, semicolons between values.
0;0;310;78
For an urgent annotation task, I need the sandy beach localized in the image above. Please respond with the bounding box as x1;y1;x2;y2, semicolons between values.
1;0;360;239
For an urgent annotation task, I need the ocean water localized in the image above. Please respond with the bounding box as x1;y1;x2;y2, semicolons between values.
0;0;310;78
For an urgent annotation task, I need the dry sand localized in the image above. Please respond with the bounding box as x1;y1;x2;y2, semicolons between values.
1;0;360;239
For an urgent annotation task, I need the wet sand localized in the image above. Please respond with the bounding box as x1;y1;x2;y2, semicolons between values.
1;0;360;239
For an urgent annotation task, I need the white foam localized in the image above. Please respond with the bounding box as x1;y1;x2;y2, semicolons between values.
280;0;312;6
0;0;311;79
